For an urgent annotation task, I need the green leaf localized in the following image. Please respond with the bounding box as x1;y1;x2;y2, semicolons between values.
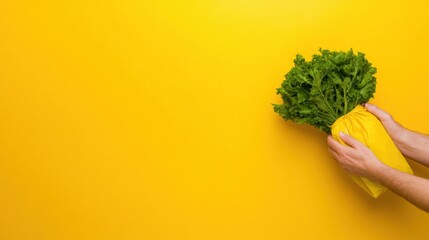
273;49;377;133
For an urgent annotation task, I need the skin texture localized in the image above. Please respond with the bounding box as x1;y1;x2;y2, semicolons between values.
327;103;429;212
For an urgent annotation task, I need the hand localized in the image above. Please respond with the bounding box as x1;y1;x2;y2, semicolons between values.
364;103;410;149
327;132;385;179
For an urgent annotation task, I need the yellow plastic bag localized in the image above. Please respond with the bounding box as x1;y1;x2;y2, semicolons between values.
331;105;413;198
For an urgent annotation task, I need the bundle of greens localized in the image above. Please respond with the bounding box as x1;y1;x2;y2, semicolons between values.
273;49;377;133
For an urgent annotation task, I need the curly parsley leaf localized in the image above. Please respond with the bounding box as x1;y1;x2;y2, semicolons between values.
273;49;377;133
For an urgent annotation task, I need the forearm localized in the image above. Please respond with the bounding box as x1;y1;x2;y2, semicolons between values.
394;129;429;167
370;164;429;212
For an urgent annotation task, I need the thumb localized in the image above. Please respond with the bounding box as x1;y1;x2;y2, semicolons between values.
339;132;364;149
365;103;392;122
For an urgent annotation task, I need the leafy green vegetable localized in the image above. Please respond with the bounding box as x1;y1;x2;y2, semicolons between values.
273;49;377;133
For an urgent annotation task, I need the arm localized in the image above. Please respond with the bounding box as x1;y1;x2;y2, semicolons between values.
371;163;429;212
327;133;429;212
365;103;429;167
395;130;429;166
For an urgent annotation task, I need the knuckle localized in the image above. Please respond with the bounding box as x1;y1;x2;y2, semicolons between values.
385;113;392;119
382;112;393;121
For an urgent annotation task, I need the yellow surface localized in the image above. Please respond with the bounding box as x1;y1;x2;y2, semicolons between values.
331;105;413;198
1;0;429;239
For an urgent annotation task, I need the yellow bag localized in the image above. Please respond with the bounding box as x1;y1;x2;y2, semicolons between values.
331;105;413;198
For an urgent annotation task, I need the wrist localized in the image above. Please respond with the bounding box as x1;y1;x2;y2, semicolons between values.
391;127;412;150
366;161;390;183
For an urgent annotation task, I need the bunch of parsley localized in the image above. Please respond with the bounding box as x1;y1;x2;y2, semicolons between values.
273;49;377;133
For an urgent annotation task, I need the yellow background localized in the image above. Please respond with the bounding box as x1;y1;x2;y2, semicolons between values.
1;0;429;239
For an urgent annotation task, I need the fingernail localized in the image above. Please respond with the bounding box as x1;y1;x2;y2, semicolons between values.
339;131;345;137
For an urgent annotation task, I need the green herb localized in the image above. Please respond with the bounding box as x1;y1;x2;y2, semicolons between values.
273;49;377;133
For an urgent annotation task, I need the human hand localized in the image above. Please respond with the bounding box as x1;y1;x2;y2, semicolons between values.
327;132;385;180
365;103;429;166
364;103;410;149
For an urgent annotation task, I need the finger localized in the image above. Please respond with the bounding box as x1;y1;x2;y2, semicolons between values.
327;135;346;152
339;132;364;149
328;147;339;160
364;103;391;121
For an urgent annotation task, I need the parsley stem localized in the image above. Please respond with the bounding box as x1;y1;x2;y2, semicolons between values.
300;75;338;122
343;91;348;115
317;88;338;121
